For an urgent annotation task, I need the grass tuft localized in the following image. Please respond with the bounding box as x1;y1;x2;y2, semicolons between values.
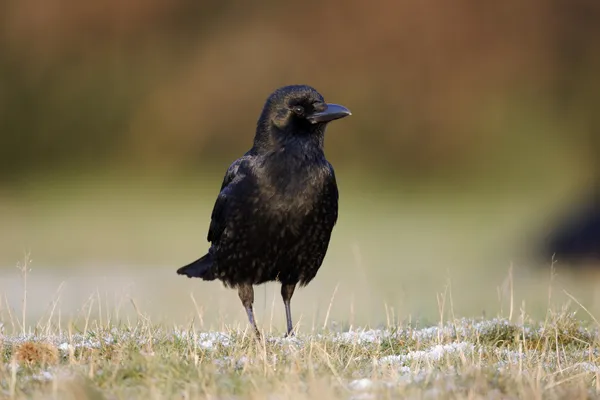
15;342;59;366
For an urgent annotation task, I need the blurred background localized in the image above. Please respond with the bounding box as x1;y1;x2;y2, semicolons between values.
1;0;600;331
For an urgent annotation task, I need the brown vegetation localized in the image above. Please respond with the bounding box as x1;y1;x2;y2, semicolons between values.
15;341;59;366
1;0;599;178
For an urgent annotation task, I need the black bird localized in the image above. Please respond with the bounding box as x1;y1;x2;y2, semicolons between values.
177;85;351;337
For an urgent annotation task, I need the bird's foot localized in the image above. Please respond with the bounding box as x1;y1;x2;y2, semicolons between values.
283;331;295;339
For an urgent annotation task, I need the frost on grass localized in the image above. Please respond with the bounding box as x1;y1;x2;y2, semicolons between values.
329;315;596;348
1;317;599;399
349;378;374;391
170;328;233;350
333;329;393;344
380;341;475;365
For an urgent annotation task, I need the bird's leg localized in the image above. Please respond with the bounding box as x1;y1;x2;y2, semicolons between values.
281;283;297;337
238;283;261;338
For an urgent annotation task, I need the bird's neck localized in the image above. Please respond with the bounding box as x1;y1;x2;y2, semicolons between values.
253;126;326;161
251;128;330;197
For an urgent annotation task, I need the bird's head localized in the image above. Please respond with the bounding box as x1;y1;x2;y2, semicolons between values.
254;85;351;150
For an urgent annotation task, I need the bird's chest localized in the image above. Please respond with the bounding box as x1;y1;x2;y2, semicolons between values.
256;158;329;218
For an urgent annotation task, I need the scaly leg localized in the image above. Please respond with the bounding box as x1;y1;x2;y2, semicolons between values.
281;283;297;337
238;283;261;338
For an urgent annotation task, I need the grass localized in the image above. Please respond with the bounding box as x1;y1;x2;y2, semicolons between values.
2;262;600;399
2;305;600;399
2;174;600;398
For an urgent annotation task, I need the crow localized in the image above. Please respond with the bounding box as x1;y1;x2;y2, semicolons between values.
177;85;351;337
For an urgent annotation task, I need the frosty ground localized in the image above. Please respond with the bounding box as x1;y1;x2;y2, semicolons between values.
2;311;600;399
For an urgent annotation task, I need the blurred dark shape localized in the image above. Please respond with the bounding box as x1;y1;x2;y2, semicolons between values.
541;131;600;264
538;0;600;266
543;193;600;263
177;85;350;337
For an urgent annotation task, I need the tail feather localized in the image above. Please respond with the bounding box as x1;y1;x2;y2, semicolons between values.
176;253;215;280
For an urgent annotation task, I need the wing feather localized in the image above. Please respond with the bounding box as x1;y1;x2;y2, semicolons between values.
207;157;247;243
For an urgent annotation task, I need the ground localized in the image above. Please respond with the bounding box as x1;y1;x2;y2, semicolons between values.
2;176;600;399
2;309;600;399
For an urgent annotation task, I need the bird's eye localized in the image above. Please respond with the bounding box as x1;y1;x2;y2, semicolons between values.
292;106;305;116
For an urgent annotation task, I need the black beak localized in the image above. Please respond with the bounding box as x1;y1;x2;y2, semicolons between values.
308;103;352;124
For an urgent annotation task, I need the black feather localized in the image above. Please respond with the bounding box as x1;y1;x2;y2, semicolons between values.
176;253;215;280
176;84;351;336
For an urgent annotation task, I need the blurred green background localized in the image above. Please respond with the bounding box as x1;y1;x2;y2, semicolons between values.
1;0;600;331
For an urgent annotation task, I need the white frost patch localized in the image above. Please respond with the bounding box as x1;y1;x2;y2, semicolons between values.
575;362;600;373
237;356;250;367
8;362;20;373
380;342;474;365
197;332;231;349
349;394;376;400
58;342;71;352
333;329;392;344
213;355;251;369
409;318;520;342
347;378;396;398
268;335;303;347
172;330;231;349
325;317;536;346
395;366;412;374
494;348;526;368
349;378;374;391
32;370;54;382
410;326;441;341
347;372;443;394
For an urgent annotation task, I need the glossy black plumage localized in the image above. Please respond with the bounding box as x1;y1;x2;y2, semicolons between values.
177;85;351;336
